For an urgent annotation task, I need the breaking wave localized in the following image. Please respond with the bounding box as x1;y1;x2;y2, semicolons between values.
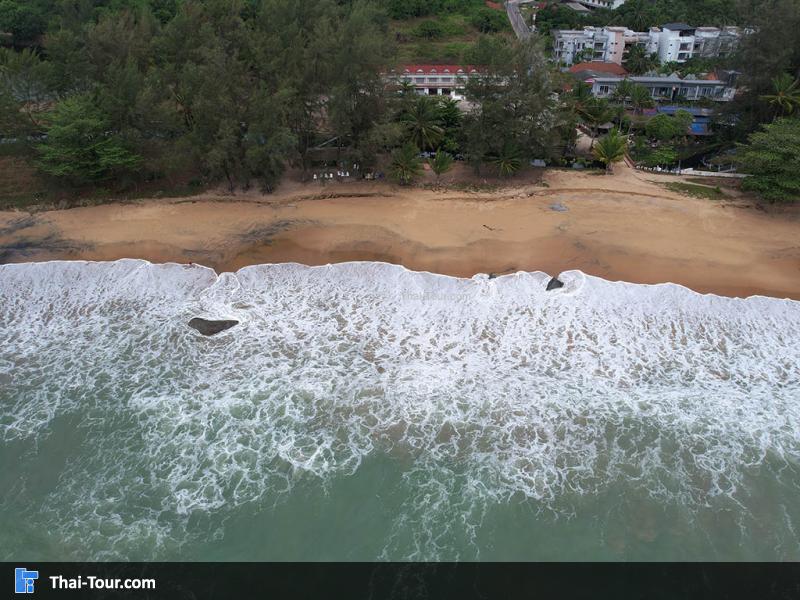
1;259;799;560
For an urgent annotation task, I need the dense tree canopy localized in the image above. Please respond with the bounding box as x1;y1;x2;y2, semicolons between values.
1;0;400;191
380;0;487;21
728;0;800;135
1;0;797;202
37;94;142;184
461;39;562;174
736;117;800;202
0;0;563;192
535;0;745;36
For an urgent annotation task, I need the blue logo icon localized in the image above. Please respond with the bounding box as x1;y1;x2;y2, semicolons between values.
15;568;38;594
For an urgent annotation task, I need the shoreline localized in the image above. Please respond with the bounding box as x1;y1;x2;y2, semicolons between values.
7;257;799;305
2;165;799;300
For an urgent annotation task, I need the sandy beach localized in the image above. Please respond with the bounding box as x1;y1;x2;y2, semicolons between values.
2;164;799;299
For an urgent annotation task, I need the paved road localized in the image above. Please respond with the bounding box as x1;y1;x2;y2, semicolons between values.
505;0;533;40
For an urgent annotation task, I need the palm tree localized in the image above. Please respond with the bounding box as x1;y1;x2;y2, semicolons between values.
760;73;800;119
570;81;594;120
625;1;650;31
582;98;613;148
612;103;626;132
395;80;417;113
397;80;416;98
436;97;462;129
488;142;524;177
623;45;658;76
593;130;627;174
390;143;423;185
428;149;454;185
612;78;635;105
400;96;444;151
629;84;654;115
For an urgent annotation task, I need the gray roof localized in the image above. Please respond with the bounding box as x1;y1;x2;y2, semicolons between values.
661;23;695;31
590;75;724;85
564;2;591;12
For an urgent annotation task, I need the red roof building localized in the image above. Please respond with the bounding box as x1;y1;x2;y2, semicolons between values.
389;65;486;99
568;62;629;76
396;65;483;76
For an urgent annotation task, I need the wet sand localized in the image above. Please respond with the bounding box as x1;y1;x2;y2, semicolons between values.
2;165;799;299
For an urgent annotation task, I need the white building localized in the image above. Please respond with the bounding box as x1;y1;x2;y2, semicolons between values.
586;72;739;102
553;24;744;66
656;23;697;63
553;26;657;65
574;0;627;9
388;65;484;100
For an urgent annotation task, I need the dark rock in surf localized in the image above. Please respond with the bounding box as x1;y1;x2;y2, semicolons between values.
188;318;239;336
546;277;564;291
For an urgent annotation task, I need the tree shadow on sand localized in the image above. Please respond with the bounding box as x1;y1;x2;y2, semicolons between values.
0;216;91;263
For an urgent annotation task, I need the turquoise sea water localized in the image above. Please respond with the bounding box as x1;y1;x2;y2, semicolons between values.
1;260;799;560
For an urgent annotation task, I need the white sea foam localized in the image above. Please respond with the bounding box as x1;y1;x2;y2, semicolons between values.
1;260;799;559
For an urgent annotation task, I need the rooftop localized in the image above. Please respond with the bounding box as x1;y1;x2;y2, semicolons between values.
661;23;695;31
589;73;725;85
568;62;628;76
395;65;483;75
564;2;591;12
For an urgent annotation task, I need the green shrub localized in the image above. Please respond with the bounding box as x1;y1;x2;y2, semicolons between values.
469;8;509;33
414;20;445;39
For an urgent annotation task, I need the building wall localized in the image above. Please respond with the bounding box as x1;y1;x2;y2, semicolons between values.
589;77;736;102
391;67;483;101
553;26;741;66
657;28;696;63
576;0;627;9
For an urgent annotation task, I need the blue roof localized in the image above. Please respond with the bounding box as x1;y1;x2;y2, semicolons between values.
657;105;715;117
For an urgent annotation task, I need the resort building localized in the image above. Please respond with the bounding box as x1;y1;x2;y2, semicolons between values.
582;72;739;102
574;0;627;9
552;24;745;66
388;65;485;100
657;24;744;63
552;26;658;65
655;23;698;63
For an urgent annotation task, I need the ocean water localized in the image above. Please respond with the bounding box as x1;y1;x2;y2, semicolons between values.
1;259;799;561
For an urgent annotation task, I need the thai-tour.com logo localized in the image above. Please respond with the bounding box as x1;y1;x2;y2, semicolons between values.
15;568;38;594
14;567;156;594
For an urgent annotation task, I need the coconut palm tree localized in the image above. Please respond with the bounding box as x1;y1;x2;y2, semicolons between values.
629;84;654;115
488;141;524;177
760;73;800;119
400;96;444;151
390;143;423;185
582;98;613;148
612;78;635;105
593;130;627;173
612;103;626;132
570;81;594;120
428;149;454;185
623;44;658;75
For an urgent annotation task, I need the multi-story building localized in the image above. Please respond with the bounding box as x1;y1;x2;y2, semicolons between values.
553;24;744;66
584;72;739;102
388;65;484;100
553;26;659;65
656;23;697;63
574;0;627;9
693;27;742;59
